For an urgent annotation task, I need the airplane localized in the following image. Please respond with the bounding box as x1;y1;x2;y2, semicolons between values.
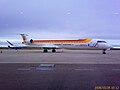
20;34;114;54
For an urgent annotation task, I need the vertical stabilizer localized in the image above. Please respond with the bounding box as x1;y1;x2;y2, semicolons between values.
20;34;28;44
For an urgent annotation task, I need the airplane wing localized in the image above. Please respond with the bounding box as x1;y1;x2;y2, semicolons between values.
40;44;60;49
7;39;60;50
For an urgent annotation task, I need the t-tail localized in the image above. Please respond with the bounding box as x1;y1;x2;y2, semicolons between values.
20;34;33;45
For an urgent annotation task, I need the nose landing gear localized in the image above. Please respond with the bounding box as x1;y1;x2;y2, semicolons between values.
102;49;106;54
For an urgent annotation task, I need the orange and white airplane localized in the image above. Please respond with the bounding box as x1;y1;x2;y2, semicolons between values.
20;34;113;54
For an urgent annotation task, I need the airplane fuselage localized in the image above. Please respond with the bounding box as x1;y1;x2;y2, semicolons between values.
20;34;113;54
26;39;112;50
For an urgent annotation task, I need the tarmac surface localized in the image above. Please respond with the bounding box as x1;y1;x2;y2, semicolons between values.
0;49;120;90
0;49;120;64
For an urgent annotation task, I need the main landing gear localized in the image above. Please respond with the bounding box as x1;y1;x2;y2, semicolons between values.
52;49;56;53
43;49;56;53
43;49;48;53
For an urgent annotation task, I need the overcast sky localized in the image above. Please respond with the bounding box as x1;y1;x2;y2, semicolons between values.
0;0;120;41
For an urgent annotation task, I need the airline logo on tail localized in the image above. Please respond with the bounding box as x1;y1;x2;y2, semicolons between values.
20;34;28;44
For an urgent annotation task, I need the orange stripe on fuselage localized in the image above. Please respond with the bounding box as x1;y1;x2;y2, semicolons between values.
32;38;92;44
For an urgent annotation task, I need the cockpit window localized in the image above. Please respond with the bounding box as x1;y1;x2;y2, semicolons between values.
97;41;107;43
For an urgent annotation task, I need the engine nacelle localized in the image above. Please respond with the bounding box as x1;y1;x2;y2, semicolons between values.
22;39;33;45
30;39;33;43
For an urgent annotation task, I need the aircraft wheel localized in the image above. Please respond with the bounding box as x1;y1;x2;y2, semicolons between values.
43;49;48;53
52;49;56;53
102;50;106;54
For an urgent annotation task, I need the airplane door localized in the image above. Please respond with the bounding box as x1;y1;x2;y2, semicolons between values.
89;42;96;47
